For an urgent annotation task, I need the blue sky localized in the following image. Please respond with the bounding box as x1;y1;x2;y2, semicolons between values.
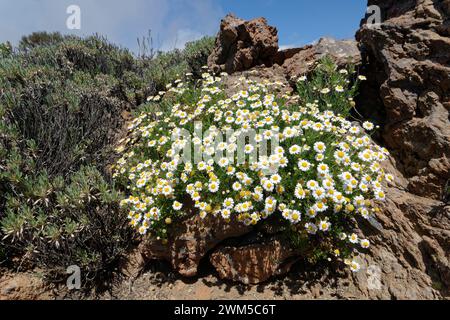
0;0;367;52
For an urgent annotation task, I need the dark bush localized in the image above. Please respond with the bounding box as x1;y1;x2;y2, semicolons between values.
19;32;69;51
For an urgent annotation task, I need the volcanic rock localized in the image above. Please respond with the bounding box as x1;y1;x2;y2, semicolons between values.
210;239;300;285
280;37;361;80
357;0;450;200
139;213;251;277
207;14;279;74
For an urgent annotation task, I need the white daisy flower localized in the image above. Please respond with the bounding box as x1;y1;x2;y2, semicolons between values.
232;182;242;191
244;144;255;154
208;182;219;193
335;85;344;93
270;174;282;184
350;261;361;272
289;145;301;155
318;220;331;232
305;223;318;234
317;163;329;174
374;189;386;201
313;142;326;153
306;180;319;190
360;239;370;249
298;160;312;172
221;209;231;219
363;121;374;131
173;201;183;211
218;157;229;168
349;233;359;244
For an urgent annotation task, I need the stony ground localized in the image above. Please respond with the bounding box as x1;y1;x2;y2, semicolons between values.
1;261;354;300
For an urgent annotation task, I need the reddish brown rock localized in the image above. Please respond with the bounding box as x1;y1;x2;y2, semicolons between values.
356;0;450;200
221;64;293;97
208;14;279;74
281;37;361;80
210;239;300;285
355;180;449;299
139;214;251;277
273;47;303;66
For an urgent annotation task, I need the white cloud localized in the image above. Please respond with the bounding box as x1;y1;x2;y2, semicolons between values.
279;44;297;50
0;0;224;52
160;29;204;51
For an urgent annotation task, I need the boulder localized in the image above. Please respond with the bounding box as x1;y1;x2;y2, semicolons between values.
139;213;251;277
281;37;361;80
210;239;300;285
356;0;450;200
207;14;279;74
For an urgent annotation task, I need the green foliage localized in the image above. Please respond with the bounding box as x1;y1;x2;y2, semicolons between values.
296;56;360;117
1;166;131;281
142;36;215;92
0;32;215;285
183;36;216;77
0;42;12;58
19;32;69;51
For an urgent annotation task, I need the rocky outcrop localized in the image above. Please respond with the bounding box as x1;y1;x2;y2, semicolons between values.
351;0;450;298
208;14;279;74
354;175;448;299
207;13;361;80
280;37;361;80
139;213;251;277
356;0;450;200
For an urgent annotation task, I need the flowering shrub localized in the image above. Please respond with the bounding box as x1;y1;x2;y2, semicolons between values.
113;58;394;272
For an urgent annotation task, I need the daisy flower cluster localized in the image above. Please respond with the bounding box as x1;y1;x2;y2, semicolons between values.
113;62;394;271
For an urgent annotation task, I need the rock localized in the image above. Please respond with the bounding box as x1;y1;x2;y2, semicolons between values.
208;14;360;83
355;181;448;299
276;167;447;299
352;1;450;297
0;272;53;300
281;37;361;80
221;64;293;97
210;239;300;285
273;47;303;66
356;0;450;200
208;14;279;74
119;248;146;279
139;213;251;277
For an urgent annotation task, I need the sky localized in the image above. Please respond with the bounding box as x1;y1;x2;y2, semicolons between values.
0;0;368;53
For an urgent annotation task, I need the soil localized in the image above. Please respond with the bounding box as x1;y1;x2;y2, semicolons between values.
0;260;342;300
